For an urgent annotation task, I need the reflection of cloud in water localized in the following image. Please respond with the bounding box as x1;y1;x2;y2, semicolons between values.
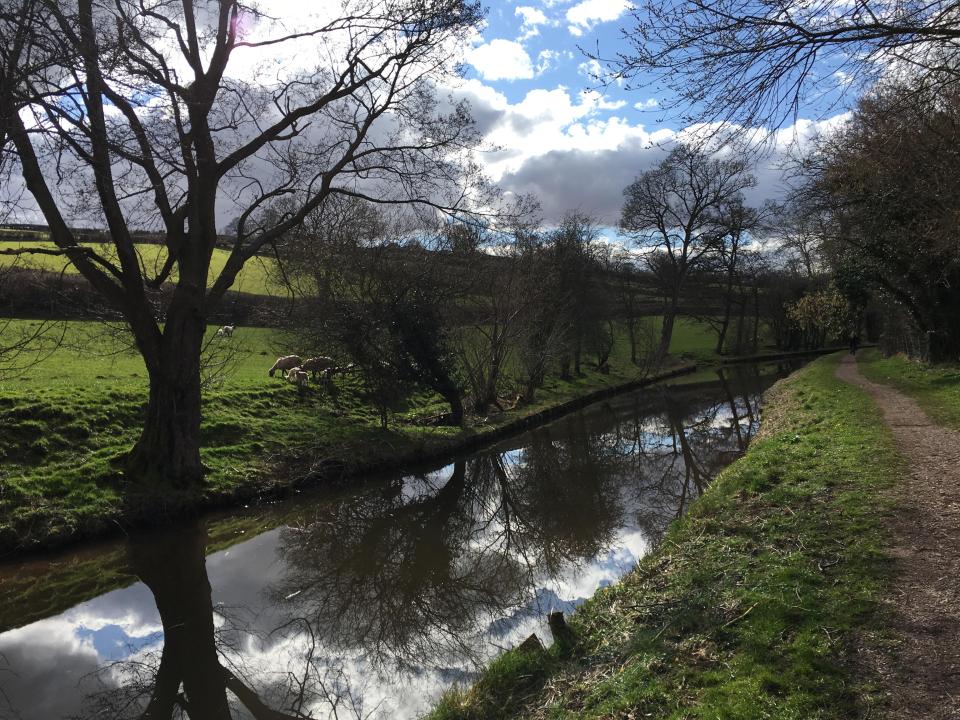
0;368;790;719
0;585;162;718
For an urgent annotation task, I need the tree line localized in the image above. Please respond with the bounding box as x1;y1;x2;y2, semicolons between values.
270;146;836;428
611;0;960;362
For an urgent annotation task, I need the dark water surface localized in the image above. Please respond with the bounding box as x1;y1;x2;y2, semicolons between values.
0;362;800;719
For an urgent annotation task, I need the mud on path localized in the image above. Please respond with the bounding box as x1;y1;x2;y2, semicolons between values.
837;354;960;718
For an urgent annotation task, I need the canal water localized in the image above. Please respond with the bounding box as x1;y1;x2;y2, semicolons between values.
0;362;800;719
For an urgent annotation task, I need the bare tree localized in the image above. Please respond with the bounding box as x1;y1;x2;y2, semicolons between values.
453;238;526;414
620;145;755;360
771;200;829;278
606;0;960;129
0;0;486;487
702;200;766;354
283;198;467;426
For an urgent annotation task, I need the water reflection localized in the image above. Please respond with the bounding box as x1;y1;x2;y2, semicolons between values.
0;363;794;719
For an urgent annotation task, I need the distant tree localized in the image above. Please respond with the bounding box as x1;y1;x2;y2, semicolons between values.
0;0;485;487
608;0;960;129
620;146;755;360
610;253;649;365
706;200;763;354
453;235;526;414
513;233;567;402
548;213;606;377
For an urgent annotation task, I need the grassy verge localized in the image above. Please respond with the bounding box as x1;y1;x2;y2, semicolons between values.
858;348;960;431
0;318;716;554
427;354;901;720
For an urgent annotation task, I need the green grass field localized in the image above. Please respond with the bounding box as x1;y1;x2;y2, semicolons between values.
0;240;284;296
0;316;725;552
427;354;901;720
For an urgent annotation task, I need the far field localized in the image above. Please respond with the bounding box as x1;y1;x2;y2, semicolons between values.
0;240;283;296
0;317;719;552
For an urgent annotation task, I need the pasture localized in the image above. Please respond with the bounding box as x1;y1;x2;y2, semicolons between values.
0;240;284;297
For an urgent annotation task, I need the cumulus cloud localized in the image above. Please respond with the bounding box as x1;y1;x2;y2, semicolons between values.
446;75;849;223
536;49;563;74
515;5;554;40
467;39;536;81
578;58;604;80
566;0;631;35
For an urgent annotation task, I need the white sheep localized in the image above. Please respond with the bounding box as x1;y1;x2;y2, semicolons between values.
286;367;309;389
301;356;336;380
216;325;236;337
269;355;302;377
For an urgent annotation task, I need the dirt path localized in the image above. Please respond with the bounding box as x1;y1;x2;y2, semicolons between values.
836;354;960;718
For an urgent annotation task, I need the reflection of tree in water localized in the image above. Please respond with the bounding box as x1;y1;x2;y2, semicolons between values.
74;524;346;719
67;364;791;719
73;427;628;719
270;427;625;670
624;366;767;544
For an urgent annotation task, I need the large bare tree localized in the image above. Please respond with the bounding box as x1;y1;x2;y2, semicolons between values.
620;145;755;360
0;0;485;487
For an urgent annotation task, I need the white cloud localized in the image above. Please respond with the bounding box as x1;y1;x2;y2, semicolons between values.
467;39;536;81
566;0;631;34
516;6;548;25
515;6;553;40
537;49;561;74
449;79;657;184
446;75;849;223
578;58;604;80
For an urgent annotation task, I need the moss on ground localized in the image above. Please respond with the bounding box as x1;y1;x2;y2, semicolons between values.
858;348;960;431
426;354;901;720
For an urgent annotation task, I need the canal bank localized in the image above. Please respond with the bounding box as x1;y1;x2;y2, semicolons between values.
0;360;796;718
427;353;902;720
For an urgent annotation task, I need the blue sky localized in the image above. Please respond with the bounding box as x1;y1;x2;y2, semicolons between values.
450;0;850;226
465;1;649;109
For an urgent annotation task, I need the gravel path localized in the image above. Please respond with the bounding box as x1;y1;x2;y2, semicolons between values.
837;353;960;718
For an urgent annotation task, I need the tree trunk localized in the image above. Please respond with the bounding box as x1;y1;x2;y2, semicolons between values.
131;524;232;720
126;302;206;489
657;293;679;361
716;272;735;354
626;317;638;364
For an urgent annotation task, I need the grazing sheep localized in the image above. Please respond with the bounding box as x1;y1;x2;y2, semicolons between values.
301;356;336;380
216;325;236;337
286;367;309;389
269;355;302;377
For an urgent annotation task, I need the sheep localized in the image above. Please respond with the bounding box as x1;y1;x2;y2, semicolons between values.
286;367;309;389
268;355;302;377
301;355;336;380
216;325;236;337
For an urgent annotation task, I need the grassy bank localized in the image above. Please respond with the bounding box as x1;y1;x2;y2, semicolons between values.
858;348;960;430
0;317;716;554
427;354;901;720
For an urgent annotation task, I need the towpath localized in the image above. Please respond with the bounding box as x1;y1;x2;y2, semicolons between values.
837;354;960;718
